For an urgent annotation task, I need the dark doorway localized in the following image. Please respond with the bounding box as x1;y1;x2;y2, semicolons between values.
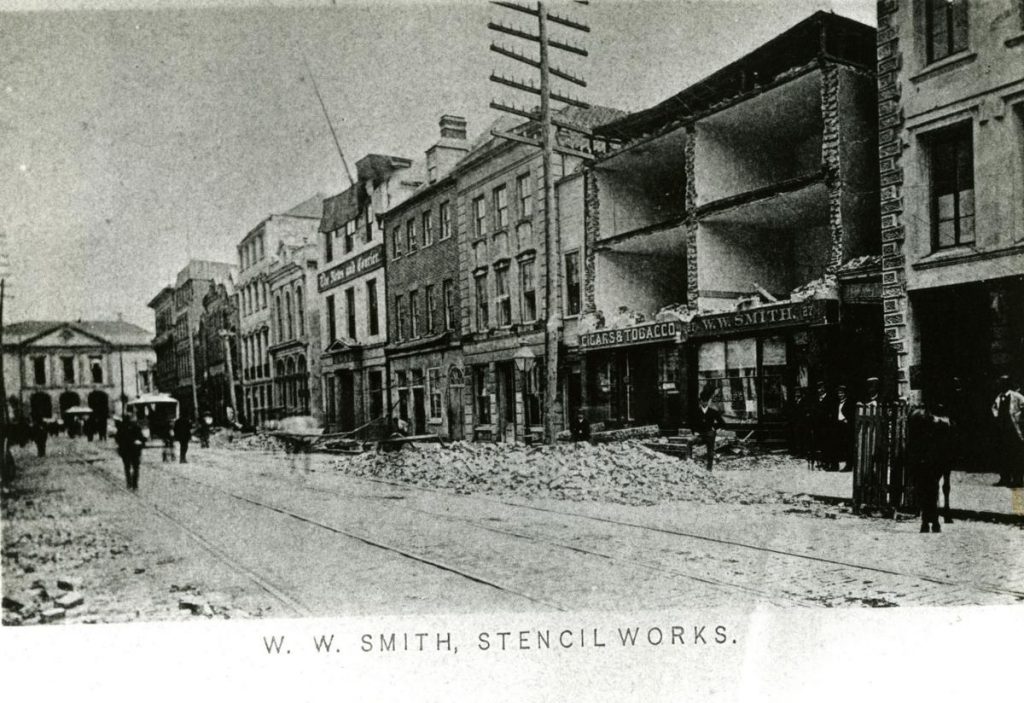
337;371;355;431
30;392;52;421
914;282;1001;470
59;391;80;414
495;361;516;442
412;387;426;435
87;390;110;418
447;368;465;441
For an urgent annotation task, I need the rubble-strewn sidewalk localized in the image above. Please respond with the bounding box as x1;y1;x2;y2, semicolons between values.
2;441;275;626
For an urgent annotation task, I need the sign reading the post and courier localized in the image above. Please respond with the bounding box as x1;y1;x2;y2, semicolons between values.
578;321;680;351
689;299;836;338
317;245;383;292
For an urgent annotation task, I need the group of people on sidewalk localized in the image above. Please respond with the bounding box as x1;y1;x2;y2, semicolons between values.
797;377;881;472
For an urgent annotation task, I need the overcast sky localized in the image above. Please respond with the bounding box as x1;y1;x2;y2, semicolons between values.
0;0;875;330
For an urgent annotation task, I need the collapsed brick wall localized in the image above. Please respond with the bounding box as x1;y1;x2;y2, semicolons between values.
821;61;845;274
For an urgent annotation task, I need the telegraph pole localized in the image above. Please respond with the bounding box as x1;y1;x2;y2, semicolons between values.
488;1;594;444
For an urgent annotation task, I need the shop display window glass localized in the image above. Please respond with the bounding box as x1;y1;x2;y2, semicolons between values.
699;337;788;424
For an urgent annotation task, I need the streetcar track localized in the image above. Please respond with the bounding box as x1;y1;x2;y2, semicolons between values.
195;456;816;606
77;445;1024;607
70;456;314;617
79;450;567;612
290;459;1024;602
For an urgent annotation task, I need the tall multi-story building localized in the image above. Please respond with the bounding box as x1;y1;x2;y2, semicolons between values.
578;12;881;437
382;116;469;439
267;237;322;422
148;286;176;394
3;319;155;423
877;0;1024;461
164;259;237;420
236;195;322;426
318;154;419;432
196;279;241;424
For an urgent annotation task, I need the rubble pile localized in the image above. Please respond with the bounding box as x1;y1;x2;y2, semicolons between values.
789;273;838;302
2;578;86;626
226;433;291;452
331;440;793;506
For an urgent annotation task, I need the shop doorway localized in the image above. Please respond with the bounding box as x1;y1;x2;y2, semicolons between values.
495;361;516;442
337;371;355;431
447;366;465;441
412;387;426;435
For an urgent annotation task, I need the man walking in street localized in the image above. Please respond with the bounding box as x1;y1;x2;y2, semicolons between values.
198;411;212;449
116;417;145;491
173;414;192;464
32;421;48;458
692;385;723;471
991;375;1024;487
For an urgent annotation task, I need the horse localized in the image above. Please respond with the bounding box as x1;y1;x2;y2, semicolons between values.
908;405;955;533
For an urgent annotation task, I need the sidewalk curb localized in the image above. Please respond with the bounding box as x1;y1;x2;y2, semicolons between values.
807;494;1024;526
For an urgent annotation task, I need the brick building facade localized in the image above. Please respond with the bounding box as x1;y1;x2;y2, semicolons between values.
876;0;1024;466
382;116;469;439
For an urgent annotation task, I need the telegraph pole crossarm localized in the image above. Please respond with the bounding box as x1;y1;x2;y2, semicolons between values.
489;0;591;445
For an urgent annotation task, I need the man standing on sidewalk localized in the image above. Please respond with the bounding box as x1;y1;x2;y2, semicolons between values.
991;375;1024;488
692;385;723;471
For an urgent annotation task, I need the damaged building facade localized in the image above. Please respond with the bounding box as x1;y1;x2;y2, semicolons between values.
576;12;883;437
877;0;1024;464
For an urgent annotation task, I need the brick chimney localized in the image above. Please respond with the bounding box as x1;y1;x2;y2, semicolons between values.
439;115;467;141
426;115;469;183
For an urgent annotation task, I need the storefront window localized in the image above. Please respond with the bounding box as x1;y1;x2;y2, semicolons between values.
698;336;789;424
658;347;678;392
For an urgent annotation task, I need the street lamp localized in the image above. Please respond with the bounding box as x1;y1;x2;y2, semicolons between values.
513;345;536;443
218;329;238;424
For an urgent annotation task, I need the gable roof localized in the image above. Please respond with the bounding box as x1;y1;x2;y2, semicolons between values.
4;320;154;347
280;192;326;219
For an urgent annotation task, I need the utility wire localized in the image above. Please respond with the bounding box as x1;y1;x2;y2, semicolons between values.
296;41;354;189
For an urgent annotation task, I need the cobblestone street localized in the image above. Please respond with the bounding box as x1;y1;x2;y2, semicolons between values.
4;437;1023;626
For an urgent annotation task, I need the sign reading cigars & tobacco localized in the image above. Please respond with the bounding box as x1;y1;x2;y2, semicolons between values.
578;321;680;351
317;244;383;293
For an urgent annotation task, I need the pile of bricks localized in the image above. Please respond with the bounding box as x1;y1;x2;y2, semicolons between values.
2;577;85;626
333;440;795;506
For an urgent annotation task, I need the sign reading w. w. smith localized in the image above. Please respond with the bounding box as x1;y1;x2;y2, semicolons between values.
317;245;383;292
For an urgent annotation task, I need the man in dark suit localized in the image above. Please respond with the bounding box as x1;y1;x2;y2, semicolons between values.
810;381;831;469
692;385;724;471
834;384;855;472
116;417;145;491
173;415;192;464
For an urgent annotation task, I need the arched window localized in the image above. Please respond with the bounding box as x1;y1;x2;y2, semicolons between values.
285;292;294;341
296;286;305;337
